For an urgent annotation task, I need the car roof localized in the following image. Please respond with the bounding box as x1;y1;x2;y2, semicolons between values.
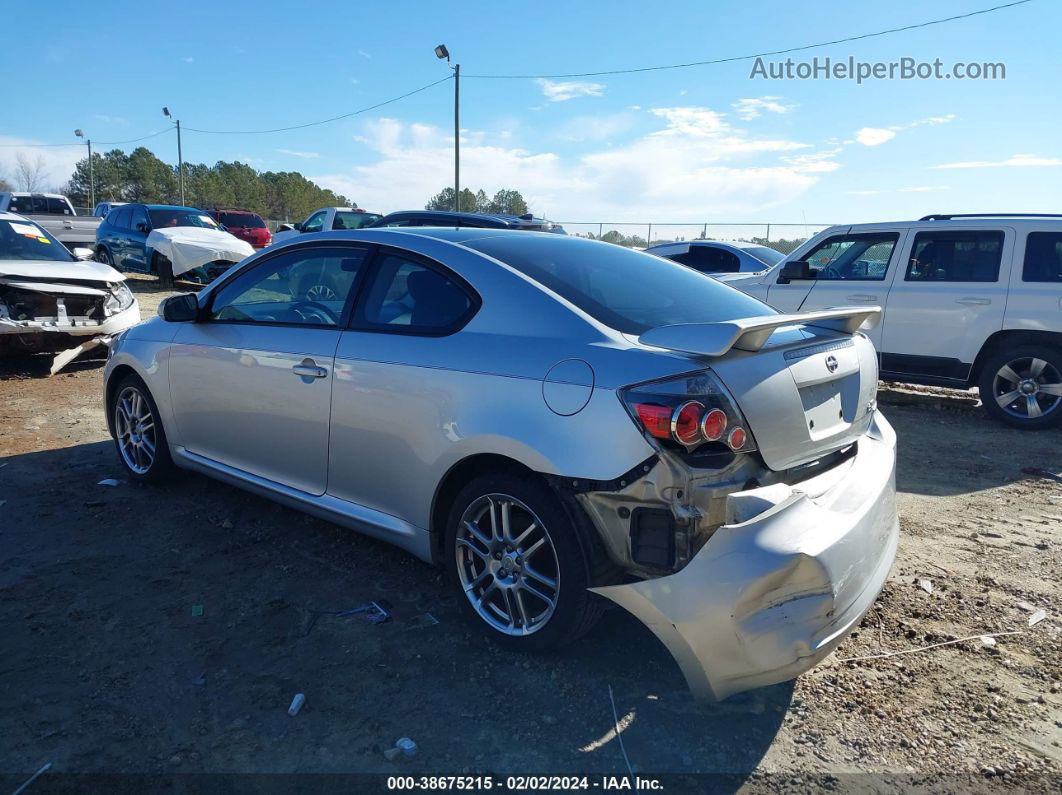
376;210;552;227
0;210;33;222
647;239;767;252
144;204;203;211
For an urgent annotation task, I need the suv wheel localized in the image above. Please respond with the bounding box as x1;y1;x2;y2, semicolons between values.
978;344;1062;429
96;246;114;267
444;473;606;651
109;374;176;482
152;252;174;286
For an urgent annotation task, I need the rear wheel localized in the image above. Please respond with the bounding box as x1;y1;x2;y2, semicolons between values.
978;344;1062;429
444;473;606;652
152;252;174;286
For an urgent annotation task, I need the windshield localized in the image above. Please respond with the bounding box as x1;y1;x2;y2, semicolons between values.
219;212;266;229
148;208;219;229
743;246;785;267
466;235;774;334
0;219;75;262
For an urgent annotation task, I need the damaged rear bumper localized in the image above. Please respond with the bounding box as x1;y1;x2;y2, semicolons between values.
592;411;898;700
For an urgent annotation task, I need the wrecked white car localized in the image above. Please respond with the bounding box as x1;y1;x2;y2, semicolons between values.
0;212;140;373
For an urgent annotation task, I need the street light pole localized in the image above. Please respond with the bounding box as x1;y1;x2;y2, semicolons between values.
162;107;185;206
435;45;460;213
74;129;94;211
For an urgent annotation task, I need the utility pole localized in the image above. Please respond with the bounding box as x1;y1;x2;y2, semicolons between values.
435;45;460;213
74;129;95;211
162;107;185;206
454;63;460;213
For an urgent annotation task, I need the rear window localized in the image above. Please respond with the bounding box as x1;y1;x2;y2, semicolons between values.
332;211;382;230
220;212;265;228
743;246;785;266
1023;232;1062;282
465;235;774;334
149;208;219;229
905;230;1004;282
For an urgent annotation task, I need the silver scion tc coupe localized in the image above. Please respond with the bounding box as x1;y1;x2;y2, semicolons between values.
104;228;898;700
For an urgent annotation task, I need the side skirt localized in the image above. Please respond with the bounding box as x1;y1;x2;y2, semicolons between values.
171;446;434;563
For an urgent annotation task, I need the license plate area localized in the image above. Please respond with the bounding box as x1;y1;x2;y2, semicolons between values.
799;380;847;439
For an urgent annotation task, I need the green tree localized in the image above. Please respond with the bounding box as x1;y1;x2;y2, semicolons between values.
426;186;530;215
126;147;177;203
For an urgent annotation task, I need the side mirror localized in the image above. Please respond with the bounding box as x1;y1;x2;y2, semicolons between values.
158;293;199;322
72;247;94;261
136;222;151;234
777;260;814;284
293;222;304;232
277;223;295;233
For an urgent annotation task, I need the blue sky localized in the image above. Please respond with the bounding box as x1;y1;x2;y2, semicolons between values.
2;0;1058;228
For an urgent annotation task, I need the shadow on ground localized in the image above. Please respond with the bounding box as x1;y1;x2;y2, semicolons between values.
0;441;790;783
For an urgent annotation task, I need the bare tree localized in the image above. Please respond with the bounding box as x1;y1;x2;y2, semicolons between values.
14;151;48;192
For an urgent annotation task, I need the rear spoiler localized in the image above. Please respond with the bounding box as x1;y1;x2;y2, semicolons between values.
638;306;881;357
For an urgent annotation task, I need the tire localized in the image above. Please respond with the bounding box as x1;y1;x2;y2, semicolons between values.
978;344;1062;429
444;472;608;652
109;374;176;483
96;246;114;268
152;252;174;287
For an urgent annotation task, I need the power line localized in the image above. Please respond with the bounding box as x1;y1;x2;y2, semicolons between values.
464;0;1034;78
0;127;173;148
183;75;453;134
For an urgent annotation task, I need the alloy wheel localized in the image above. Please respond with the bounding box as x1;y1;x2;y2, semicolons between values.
114;386;157;474
992;356;1062;420
455;493;560;636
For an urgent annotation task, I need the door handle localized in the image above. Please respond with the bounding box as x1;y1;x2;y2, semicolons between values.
845;294;877;302
292;360;328;379
955;297;991;306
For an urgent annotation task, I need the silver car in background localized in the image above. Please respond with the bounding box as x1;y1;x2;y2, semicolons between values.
104;229;897;700
646;239;786;275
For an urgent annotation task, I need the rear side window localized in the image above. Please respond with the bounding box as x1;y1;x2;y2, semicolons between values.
466;235;774;335
357;253;474;333
671;245;740;273
905;230;1004;282
45;197;71;214
112;207;133;229
1022;232;1062;282
332;211;380;230
801;233;899;281
221;212;265;228
7;195;31;213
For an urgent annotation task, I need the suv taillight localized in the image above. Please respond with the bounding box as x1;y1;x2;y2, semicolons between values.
620;370;757;455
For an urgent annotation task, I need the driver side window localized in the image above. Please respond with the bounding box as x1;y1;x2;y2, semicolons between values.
302;212;327;234
209;246;369;326
799;233;899;281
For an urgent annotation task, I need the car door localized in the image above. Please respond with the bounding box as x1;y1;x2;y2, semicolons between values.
1010;227;1062;336
880;226;1012;381
168;244;372;494
788;229;908;348
328;248;478;520
126;205;151;272
107;206;133;268
765;229;858;311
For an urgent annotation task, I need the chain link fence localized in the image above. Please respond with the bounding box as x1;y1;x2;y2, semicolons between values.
558;222;835;255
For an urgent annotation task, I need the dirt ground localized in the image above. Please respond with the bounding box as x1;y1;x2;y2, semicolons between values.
1;276;1059;792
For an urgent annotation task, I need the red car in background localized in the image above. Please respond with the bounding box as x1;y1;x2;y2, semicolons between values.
209;209;272;249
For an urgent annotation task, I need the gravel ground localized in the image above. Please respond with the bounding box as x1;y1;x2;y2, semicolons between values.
0;276;1059;792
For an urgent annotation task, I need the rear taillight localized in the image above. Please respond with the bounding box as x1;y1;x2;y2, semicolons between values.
622;370;757;455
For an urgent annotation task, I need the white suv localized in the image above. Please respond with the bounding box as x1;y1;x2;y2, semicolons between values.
723;214;1062;429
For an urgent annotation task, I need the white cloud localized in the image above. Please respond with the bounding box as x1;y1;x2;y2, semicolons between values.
182;56;194;63
732;96;794;120
0;138;83;190
848;185;950;196
536;79;605;102
782;149;842;173
313;106;823;220
92;114;128;126
556;112;638;142
932;153;1062;169
358;49;371;59
351;78;360;85
276;148;320;159
855;127;896;147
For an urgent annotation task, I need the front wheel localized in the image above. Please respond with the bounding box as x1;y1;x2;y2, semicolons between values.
152;252;174;286
978;344;1062;429
109;374;176;482
444;473;606;652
